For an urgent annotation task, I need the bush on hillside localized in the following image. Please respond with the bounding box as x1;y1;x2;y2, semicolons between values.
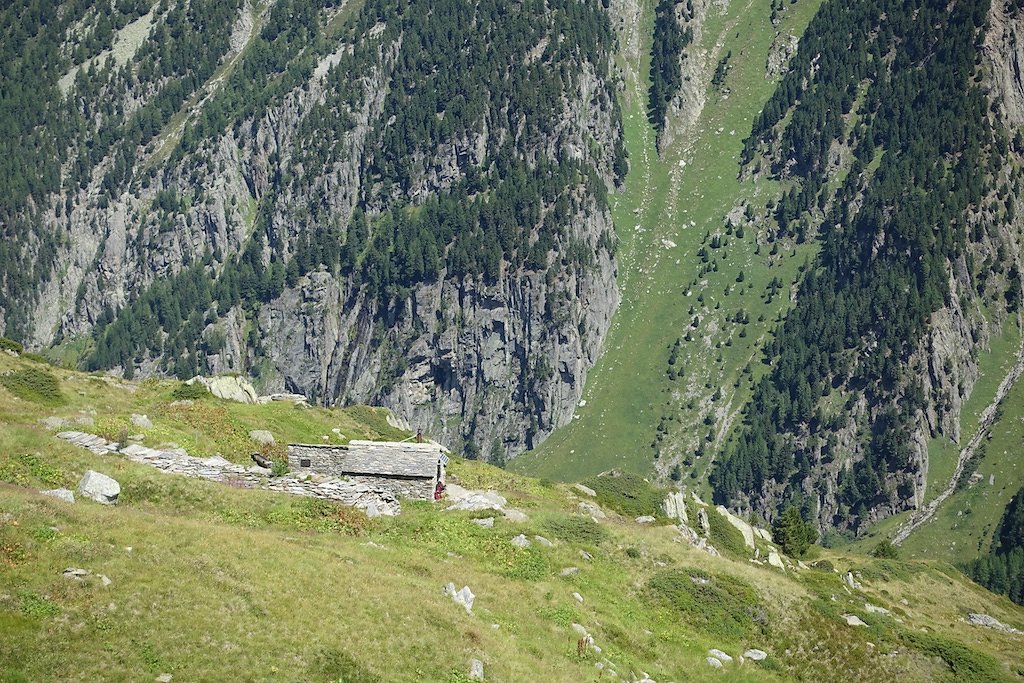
772;506;817;558
582;471;665;518
0;367;66;406
0;336;23;353
171;381;210;400
543;515;609;545
871;540;899;559
646;568;763;641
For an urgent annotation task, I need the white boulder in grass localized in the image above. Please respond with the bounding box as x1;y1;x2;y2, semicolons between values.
78;470;120;505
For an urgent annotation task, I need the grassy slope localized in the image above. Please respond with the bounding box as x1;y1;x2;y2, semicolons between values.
1;355;1023;681
512;0;823;485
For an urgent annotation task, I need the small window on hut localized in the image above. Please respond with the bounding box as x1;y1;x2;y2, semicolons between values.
300;458;311;468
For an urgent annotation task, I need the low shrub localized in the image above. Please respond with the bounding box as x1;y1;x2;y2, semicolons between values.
0;367;66;406
0;337;24;353
900;630;1011;683
646;568;764;641
171;382;210;400
543;515;609;545
582;471;665;518
706;508;750;558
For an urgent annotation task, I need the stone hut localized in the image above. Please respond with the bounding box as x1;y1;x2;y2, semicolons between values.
287;440;446;500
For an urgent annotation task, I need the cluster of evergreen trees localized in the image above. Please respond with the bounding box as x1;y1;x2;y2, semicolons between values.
966;486;1024;606
713;0;999;528
648;0;692;133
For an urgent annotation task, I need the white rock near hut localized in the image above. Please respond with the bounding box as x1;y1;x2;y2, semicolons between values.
78;470;120;505
40;488;75;504
249;430;275;445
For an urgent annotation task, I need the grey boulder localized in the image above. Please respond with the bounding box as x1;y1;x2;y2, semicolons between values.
78;470;120;505
40;488;75;504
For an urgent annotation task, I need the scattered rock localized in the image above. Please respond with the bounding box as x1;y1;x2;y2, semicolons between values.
511;534;531;548
844;614;868;627
446;484;508;512
38;416;67;430
966;613;1023;635
99;574;112;587
78;470;120;505
469;658;484;681
248;430;275;445
63;567;90;580
715;505;755;549
185;375;259;403
156;674;173;683
472;517;495;528
572;592;584;603
578;501;606;520
708;648;733;663
635;515;656;524
503;508;528;523
675;524;720;556
767;550;785;571
560;567;580;577
574;483;597;497
130;414;153;429
579;550;593;561
865;603;890;615
844;572;862;590
697;507;710;536
706;656;723;668
571;623;589;636
40;488;75;504
662;492;688;523
533;535;553;547
443;582;475;613
744;649;768;661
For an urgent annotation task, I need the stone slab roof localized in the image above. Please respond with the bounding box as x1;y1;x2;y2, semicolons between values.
289;440;443;478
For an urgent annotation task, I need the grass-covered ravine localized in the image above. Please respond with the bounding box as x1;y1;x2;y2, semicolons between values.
1;351;1023;681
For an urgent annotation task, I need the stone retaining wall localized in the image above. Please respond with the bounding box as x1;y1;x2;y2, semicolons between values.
56;432;401;515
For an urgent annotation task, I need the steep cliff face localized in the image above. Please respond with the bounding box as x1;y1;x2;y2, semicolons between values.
1;0;623;459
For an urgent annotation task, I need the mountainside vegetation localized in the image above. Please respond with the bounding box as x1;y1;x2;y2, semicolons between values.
967;484;1024;605
710;0;1022;533
0;0;626;459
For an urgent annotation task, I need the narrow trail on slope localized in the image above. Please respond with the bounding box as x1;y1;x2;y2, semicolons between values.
894;315;1024;545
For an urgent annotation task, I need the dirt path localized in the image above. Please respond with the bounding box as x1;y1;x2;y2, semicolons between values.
894;316;1024;545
